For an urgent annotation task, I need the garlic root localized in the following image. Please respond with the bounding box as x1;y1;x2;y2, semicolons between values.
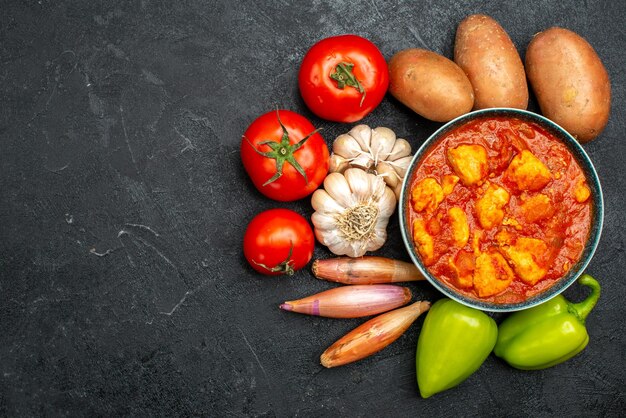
311;168;396;257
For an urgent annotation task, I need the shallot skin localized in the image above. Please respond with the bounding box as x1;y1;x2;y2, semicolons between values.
279;285;412;318
321;301;431;368
313;256;425;284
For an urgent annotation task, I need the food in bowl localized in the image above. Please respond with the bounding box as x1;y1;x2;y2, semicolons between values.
407;115;593;304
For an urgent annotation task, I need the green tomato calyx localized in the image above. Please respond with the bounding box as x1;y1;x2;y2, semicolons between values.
330;62;366;106
244;110;319;186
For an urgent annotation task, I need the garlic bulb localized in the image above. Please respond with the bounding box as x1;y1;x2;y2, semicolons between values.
330;125;413;200
311;168;396;257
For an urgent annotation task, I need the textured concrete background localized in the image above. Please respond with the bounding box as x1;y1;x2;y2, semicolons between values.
1;0;624;416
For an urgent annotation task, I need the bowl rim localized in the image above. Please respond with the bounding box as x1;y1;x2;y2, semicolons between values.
399;108;604;312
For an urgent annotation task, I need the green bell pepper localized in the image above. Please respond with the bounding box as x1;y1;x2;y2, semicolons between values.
494;274;601;370
416;298;497;398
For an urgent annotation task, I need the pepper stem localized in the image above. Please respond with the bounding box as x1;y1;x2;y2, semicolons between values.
568;274;601;323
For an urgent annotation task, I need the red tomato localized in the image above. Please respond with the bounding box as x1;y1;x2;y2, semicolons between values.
299;34;389;123
243;209;314;276
241;110;329;201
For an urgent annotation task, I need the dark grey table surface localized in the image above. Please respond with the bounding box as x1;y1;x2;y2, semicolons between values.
2;0;625;416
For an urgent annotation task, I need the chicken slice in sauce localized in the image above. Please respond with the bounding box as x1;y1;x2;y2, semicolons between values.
473;251;514;298
449;250;475;288
411;178;444;213
448;207;469;248
520;193;555;223
500;237;548;285
447;144;488;186
475;183;510;229
505;150;552;191
574;180;591;203
413;219;435;266
442;174;460;196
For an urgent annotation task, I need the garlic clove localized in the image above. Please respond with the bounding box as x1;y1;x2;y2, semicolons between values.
349;125;373;151
311;189;344;214
371;127;397;164
329;241;352;257
348;241;367;258
376;161;400;188
327;235;352;256
377;186;397;218
388;138;412;161
329;154;350;173
350;154;374;171
393;182;403;201
369;174;388;202
315;225;344;251
317;227;353;256
324;172;355;208
314;227;328;245
333;134;362;159
392;156;413;178
318;228;343;248
318;227;352;256
366;229;387;252
312;212;338;231
375;214;391;230
344;168;372;203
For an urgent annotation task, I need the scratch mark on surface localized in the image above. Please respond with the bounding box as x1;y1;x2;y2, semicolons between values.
89;246;122;257
29;50;78;123
160;290;191;316
44;84;58;109
118;229;174;269
133;235;177;271
117;230;136;266
142;68;165;86
407;26;428;49
159;283;205;316
125;223;160;236
174;127;196;153
119;105;137;166
237;326;270;385
44;163;69;174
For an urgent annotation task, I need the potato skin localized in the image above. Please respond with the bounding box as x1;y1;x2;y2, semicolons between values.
389;49;474;122
454;14;528;110
526;27;611;142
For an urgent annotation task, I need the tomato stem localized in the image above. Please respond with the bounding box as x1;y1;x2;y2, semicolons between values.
330;62;366;106
252;241;296;276
244;110;320;186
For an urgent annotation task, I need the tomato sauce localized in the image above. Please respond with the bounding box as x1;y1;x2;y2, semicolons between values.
408;116;592;303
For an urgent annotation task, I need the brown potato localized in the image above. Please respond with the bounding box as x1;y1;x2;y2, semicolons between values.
454;14;528;110
526;27;611;142
388;49;474;122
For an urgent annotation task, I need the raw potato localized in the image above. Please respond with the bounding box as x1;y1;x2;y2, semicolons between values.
454;14;528;110
388;49;474;122
526;27;611;142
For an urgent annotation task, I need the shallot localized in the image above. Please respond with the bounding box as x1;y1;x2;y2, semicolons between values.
321;301;431;368
312;256;425;284
279;285;411;318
